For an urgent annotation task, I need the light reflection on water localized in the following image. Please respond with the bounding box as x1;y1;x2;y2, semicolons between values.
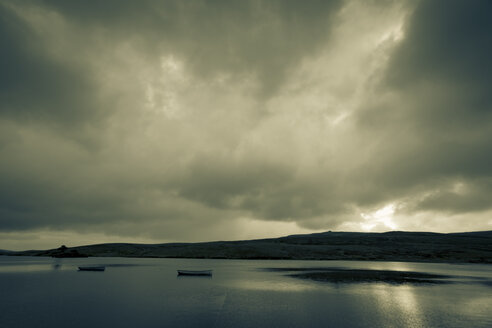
232;278;318;292
369;284;424;328
0;256;491;328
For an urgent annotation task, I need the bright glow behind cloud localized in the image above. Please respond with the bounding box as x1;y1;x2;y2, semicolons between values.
361;204;397;232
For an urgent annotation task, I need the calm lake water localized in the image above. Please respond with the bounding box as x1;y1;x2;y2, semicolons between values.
1;256;491;328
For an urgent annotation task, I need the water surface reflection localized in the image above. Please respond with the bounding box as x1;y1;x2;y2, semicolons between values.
0;257;490;328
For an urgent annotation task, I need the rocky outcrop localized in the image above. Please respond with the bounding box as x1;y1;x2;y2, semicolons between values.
45;245;89;258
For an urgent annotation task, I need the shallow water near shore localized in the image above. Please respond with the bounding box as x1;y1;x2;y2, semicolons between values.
1;256;491;328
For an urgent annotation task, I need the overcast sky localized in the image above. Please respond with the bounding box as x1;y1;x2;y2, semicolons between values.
1;0;491;250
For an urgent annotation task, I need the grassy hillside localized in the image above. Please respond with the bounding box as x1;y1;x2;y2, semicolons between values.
5;231;492;263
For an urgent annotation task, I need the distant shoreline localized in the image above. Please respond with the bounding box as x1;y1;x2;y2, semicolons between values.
3;254;491;265
2;230;492;264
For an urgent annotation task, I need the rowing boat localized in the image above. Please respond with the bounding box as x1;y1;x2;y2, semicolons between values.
177;269;212;276
78;266;106;272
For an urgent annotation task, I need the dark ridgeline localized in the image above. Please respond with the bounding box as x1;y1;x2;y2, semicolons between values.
3;231;492;263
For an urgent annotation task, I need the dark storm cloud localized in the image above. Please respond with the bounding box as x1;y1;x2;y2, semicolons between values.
388;0;492;91
0;4;104;125
0;0;343;129
180;162;340;220
355;0;492;215
411;178;492;214
41;0;343;96
385;0;492;131
177;154;292;209
1;0;492;247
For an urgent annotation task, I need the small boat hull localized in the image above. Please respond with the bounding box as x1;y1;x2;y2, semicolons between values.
177;270;212;276
78;266;105;272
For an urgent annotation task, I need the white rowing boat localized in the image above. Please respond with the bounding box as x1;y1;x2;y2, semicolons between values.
177;269;212;276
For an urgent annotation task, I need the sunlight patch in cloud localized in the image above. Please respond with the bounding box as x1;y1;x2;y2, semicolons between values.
361;204;397;231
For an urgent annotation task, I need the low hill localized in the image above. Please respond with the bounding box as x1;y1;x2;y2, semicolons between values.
5;231;492;263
